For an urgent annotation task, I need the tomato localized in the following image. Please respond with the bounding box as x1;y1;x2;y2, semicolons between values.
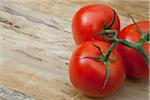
69;41;126;97
72;4;120;45
117;21;150;78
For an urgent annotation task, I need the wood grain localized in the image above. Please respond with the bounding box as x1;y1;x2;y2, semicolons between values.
0;86;35;100
0;0;149;100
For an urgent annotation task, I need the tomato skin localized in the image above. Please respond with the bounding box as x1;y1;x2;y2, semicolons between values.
69;41;126;97
117;21;150;78
72;4;120;45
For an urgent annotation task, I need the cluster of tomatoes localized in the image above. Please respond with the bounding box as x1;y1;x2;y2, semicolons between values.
69;4;149;97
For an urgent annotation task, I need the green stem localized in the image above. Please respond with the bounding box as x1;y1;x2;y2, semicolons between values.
92;42;114;90
102;62;110;89
102;42;118;89
117;39;137;48
93;28;149;90
104;10;116;29
129;14;144;35
104;42;117;61
136;46;150;64
102;29;115;34
103;29;150;65
93;42;104;58
139;31;150;44
116;39;149;65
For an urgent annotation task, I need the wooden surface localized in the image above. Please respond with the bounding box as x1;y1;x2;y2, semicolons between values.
0;86;35;100
0;0;149;100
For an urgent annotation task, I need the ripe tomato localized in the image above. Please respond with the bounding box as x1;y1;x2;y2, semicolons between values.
117;21;150;78
69;41;126;97
72;4;120;45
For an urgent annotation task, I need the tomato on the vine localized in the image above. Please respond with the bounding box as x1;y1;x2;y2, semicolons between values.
69;41;126;97
117;21;150;78
72;4;120;45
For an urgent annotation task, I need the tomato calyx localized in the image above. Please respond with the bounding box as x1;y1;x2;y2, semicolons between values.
91;42;117;89
79;41;117;89
96;10;116;41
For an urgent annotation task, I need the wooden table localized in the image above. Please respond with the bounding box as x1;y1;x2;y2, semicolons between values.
0;0;149;100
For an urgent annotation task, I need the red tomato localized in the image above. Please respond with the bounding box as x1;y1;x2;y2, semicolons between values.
69;41;126;97
72;4;120;45
117;21;150;78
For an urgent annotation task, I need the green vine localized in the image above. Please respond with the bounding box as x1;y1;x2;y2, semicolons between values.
102;29;150;65
92;15;150;89
89;15;149;90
